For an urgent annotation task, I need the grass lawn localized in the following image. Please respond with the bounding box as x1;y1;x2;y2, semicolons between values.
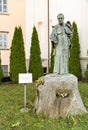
0;82;88;130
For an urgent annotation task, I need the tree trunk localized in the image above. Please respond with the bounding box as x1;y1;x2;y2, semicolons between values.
35;74;87;118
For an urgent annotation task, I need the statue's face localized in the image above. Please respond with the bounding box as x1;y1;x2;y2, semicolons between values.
57;14;64;25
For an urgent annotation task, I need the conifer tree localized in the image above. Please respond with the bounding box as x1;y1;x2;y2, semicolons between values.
0;53;3;82
28;26;43;81
69;22;82;79
10;27;26;83
49;48;54;73
84;64;88;79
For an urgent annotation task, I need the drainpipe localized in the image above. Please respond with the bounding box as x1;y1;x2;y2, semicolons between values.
47;0;50;72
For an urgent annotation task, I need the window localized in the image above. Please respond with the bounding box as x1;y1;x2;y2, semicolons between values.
0;0;7;13
0;32;8;49
2;65;8;77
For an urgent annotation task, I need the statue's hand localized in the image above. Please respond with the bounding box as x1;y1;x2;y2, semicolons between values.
51;41;57;48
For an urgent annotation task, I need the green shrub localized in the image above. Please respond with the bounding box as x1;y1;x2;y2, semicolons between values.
28;26;43;81
69;22;82;80
84;64;88;79
49;48;54;73
10;27;26;83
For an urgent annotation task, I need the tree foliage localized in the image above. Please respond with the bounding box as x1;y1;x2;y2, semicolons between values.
28;26;43;81
10;27;26;83
69;22;82;79
84;64;88;79
49;47;54;73
0;54;3;82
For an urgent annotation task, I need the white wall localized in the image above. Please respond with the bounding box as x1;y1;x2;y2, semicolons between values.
26;0;88;71
50;0;88;57
26;0;48;61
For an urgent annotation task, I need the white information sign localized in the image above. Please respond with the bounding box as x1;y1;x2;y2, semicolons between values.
19;73;32;84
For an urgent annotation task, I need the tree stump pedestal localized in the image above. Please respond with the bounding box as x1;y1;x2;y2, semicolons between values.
35;74;87;118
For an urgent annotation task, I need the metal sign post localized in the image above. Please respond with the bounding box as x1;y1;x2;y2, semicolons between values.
24;84;26;109
19;73;32;112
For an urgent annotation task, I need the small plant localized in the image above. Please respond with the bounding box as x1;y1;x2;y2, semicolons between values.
84;64;88;79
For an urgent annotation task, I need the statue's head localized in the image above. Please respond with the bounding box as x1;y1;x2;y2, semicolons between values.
57;13;64;25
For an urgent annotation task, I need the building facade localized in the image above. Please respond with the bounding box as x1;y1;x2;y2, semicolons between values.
26;0;88;76
0;0;26;76
0;0;88;77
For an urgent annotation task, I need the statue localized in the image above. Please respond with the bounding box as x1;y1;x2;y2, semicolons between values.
35;15;87;118
50;13;73;74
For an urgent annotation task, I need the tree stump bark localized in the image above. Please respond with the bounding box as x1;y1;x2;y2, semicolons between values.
35;74;87;118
